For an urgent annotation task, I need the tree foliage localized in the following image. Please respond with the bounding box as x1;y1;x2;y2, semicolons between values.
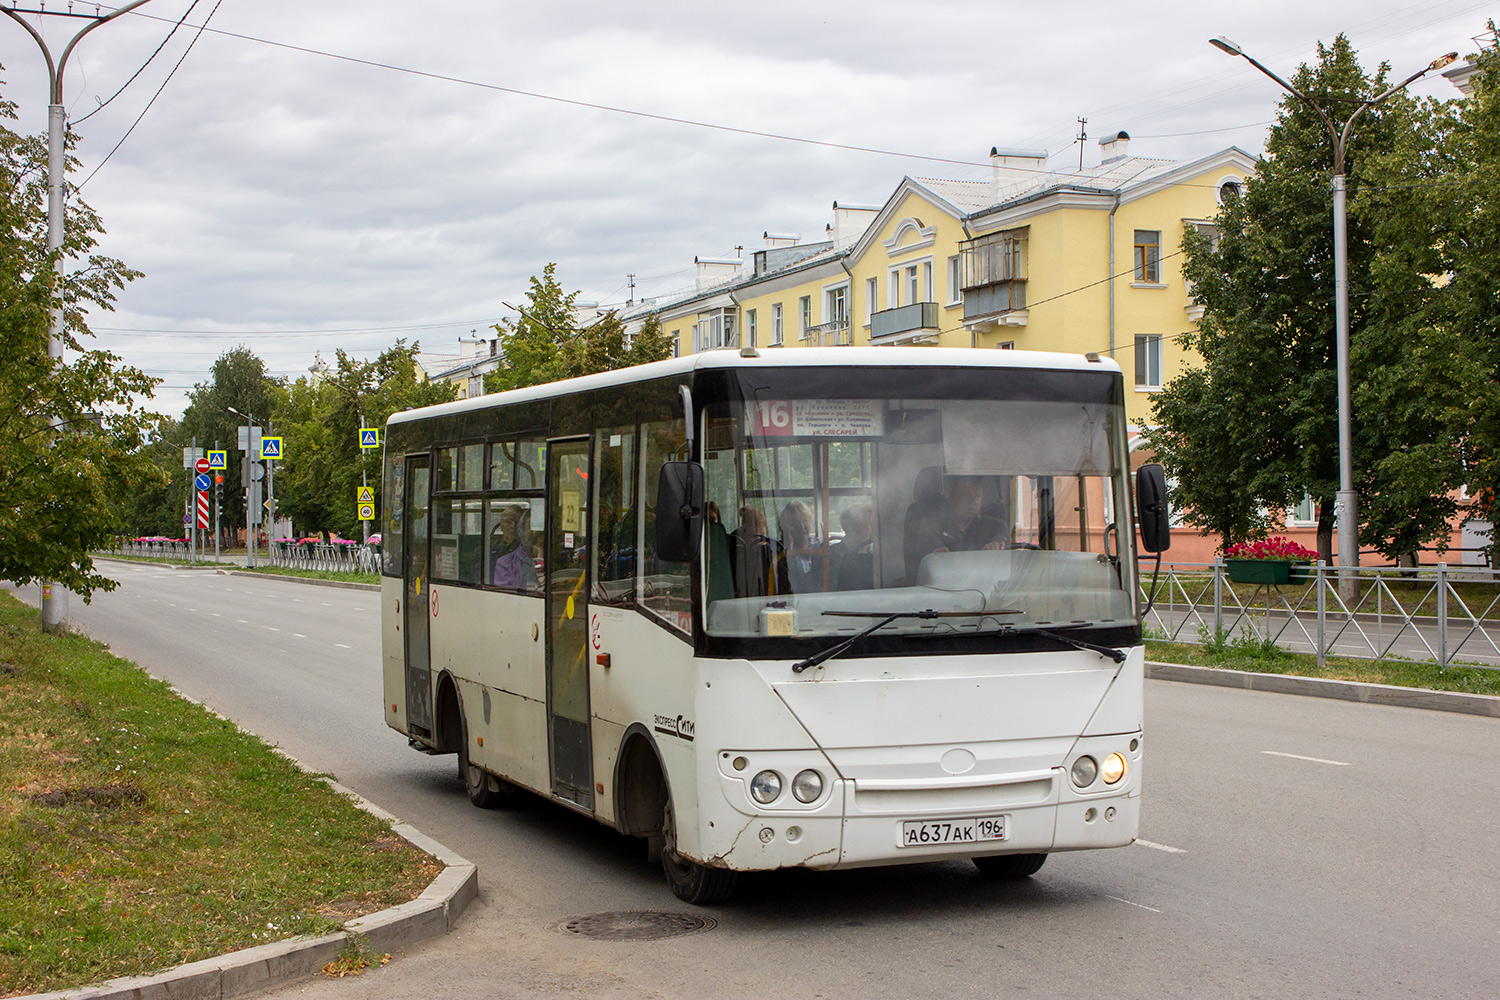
0;73;162;597
178;346;286;537
276;341;455;537
485;264;674;393
1146;35;1482;560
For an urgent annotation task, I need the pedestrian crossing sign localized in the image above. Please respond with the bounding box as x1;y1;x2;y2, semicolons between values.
359;428;380;449
207;450;228;470
261;437;283;460
356;486;375;504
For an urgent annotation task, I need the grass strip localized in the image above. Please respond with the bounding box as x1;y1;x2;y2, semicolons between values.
236;567;376;585
0;591;439;997
1146;636;1500;697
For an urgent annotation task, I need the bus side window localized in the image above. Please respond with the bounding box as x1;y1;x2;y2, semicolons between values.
639;417;691;631
433;496;484;584
593;426;638;606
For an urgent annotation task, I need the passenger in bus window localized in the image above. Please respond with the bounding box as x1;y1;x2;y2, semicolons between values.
778;500;825;593
831;502;876;590
492;504;538;591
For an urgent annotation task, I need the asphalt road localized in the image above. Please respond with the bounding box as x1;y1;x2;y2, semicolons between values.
9;563;1500;999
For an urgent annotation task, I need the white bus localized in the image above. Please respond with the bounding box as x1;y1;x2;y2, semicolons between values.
380;347;1169;903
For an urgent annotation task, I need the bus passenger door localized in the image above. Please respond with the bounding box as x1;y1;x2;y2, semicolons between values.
546;438;593;810
404;453;433;738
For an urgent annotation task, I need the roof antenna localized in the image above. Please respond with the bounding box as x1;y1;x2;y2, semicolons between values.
1076;117;1088;171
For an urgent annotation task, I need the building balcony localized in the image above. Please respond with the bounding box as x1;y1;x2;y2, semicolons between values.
961;280;1027;327
804;319;852;346
870;301;940;343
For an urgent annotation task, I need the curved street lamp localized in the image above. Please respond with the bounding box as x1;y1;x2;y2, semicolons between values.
1210;37;1457;597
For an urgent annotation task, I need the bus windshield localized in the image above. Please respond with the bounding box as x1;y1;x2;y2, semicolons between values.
699;370;1136;640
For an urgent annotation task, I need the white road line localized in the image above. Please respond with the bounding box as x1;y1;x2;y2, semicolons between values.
211;613;221;617
335;643;351;649
263;626;281;632
293;633;307;638
1107;895;1162;913
1262;750;1351;767
237;619;249;624
1136;839;1187;854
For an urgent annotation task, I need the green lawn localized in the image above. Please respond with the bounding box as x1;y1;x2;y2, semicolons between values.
0;592;437;996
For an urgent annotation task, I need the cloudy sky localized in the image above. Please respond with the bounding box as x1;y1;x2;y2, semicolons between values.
2;0;1489;416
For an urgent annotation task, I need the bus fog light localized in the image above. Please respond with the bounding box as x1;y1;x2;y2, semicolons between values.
1070;755;1098;787
791;769;823;803
750;770;783;804
1101;753;1126;784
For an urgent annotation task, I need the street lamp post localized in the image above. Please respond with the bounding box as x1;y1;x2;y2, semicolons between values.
3;1;156;632
1209;37;1456;598
227;406;257;568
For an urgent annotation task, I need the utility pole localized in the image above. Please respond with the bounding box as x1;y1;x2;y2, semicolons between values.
3;0;156;633
1076;116;1088;171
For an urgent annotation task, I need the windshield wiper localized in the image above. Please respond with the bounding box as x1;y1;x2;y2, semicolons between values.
996;625;1128;663
792;610;940;673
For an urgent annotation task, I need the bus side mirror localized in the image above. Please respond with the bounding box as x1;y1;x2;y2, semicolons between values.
1136;463;1171;554
655;461;705;563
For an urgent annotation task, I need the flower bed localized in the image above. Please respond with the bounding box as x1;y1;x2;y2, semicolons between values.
1224;537;1318;585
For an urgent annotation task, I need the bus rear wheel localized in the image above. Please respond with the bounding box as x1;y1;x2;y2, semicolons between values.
660;799;736;905
972;852;1047;878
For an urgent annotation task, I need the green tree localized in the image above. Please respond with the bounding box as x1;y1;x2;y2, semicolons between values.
275;341;455;538
179;346;286;540
1148;36;1448;560
0;71;162;605
485;265;674;393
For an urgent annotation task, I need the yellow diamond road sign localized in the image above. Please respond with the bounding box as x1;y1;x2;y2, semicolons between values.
356;486;375;504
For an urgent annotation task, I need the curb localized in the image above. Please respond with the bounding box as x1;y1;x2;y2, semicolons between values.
1147;661;1500;718
222;570;380;593
18;720;475;1000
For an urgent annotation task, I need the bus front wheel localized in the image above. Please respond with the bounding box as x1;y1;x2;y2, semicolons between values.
458;713;513;809
660;799;736;905
972;853;1047;878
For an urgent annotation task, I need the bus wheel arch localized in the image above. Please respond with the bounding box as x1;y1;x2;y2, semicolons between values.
613;724;668;839
433;671;462;754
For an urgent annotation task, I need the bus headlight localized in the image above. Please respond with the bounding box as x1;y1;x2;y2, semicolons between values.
1070;755;1098;788
1101;753;1127;785
791;769;824;803
750;770;783;804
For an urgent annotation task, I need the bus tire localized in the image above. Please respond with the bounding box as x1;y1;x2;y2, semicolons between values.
660;798;736;905
458;712;511;809
972;852;1047;878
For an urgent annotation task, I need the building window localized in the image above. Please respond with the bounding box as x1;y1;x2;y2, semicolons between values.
747;309;757;348
692;309;737;352
826;285;848;324
1288;491;1316;527
996;341;1015;350
1135;334;1163;389
889;269;901;308
799;296;812;339
1134;230;1161;283
947;255;961;304
907;265;920;305
771;303;783;345
922;261;933;303
866;277;878;322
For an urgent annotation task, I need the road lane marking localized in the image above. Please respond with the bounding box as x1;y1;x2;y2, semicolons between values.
1136;839;1187;854
211;613;221;617
1107;895;1161;913
237;619;249;624
293;633;307;638
263;626;281;632
1262;751;1351;767
335;643;351;649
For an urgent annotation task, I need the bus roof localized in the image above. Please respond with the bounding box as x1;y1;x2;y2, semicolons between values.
385;347;1121;427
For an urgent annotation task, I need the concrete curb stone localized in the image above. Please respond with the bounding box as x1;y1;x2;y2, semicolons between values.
1147;660;1500;718
16;761;476;1000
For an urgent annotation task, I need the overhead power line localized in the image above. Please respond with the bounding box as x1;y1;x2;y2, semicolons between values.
72;0;199;125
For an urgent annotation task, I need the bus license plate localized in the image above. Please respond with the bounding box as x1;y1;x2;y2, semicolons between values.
900;816;1007;847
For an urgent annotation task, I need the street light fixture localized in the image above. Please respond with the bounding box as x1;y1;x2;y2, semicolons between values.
1210;36;1457;596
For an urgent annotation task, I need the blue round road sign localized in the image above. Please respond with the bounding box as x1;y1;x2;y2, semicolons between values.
195;473;211;491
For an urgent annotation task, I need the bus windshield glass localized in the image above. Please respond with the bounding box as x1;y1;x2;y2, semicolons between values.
699;367;1136;641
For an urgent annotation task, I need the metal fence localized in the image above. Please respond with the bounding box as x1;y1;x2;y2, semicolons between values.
268;540;380;574
1143;561;1500;669
113;538;196;560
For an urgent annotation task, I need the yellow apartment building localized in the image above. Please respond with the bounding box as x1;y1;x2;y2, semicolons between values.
629;132;1256;433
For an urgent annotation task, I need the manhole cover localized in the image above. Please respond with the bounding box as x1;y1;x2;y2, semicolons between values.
555;911;717;941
